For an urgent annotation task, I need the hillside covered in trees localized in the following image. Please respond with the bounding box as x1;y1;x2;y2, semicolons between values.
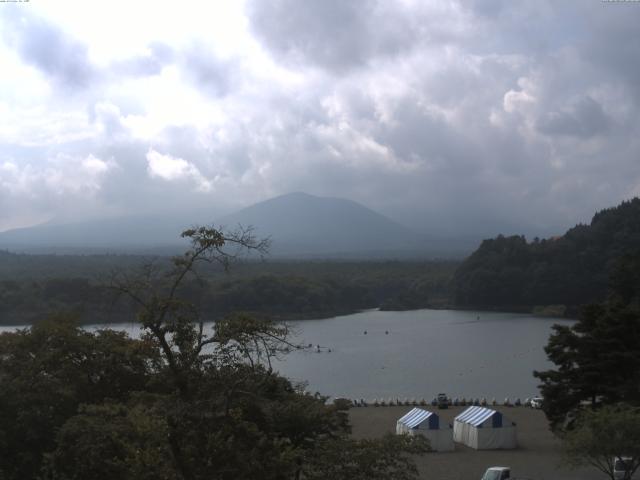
452;198;640;314
0;254;455;326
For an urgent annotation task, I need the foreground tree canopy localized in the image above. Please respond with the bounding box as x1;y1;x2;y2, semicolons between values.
0;226;428;480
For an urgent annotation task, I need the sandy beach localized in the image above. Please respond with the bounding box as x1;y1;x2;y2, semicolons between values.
349;405;603;480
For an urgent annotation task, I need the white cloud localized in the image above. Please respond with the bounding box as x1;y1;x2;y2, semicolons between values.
146;149;212;192
0;152;116;230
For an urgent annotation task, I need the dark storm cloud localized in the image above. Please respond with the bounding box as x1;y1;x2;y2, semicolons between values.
247;0;377;71
467;0;508;17
179;44;237;97
1;7;96;88
536;96;611;138
241;0;640;236
582;4;640;102
246;0;453;72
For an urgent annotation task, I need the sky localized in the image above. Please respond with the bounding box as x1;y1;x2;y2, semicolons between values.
0;0;639;237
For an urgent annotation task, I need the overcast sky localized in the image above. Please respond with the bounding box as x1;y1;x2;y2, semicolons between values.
1;0;639;237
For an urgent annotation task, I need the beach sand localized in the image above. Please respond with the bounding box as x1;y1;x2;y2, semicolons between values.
349;405;603;480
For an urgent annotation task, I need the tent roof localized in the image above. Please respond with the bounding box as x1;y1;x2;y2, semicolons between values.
398;408;436;429
455;406;499;427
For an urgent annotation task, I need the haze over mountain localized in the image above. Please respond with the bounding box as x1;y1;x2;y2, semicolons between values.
0;192;471;258
0;216;191;254
218;192;433;257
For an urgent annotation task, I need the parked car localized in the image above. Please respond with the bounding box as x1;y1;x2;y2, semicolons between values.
481;466;532;480
530;397;543;409
614;457;634;480
437;393;449;409
481;467;510;480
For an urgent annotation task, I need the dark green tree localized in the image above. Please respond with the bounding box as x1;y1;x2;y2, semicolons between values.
0;315;157;480
534;253;640;430
453;197;640;310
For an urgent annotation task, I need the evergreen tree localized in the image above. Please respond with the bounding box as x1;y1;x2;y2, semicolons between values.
534;253;640;430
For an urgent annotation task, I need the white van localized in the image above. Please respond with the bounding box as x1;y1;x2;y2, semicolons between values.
481;467;510;480
614;457;634;480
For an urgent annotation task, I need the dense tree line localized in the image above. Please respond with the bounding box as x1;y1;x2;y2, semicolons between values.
0;227;428;479
0;258;455;326
453;198;640;312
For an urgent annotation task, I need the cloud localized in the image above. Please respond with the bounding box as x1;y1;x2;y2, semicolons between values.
1;1;640;240
0;153;113;196
179;43;238;97
0;7;96;89
111;42;175;77
246;0;465;72
0;152;116;230
536;96;611;138
146;149;212;192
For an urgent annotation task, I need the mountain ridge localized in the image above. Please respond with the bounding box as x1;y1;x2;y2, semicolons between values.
217;192;427;257
0;192;455;258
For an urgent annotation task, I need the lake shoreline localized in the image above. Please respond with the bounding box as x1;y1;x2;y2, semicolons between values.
0;300;581;328
0;305;572;331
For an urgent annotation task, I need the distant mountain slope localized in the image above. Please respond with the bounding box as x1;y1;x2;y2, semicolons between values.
452;197;640;312
217;192;428;257
0;216;190;253
0;192;439;258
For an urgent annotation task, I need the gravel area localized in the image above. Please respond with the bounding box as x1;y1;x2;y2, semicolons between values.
349;405;604;480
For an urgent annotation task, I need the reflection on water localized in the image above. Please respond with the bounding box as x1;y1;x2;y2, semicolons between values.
0;309;571;400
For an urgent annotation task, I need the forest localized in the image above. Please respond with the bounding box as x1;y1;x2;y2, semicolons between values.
0;252;456;325
3;198;640;325
452;198;640;315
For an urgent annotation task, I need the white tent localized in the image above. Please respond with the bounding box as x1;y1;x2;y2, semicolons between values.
453;406;517;450
396;407;454;452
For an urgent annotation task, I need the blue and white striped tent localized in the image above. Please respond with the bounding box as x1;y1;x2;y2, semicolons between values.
396;408;454;451
453;406;517;450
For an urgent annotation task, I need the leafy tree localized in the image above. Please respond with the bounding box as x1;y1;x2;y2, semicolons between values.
563;404;640;480
0;315;157;480
301;434;429;480
43;400;177;480
0;225;429;480
534;254;640;430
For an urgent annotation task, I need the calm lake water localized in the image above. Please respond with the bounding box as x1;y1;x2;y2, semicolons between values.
0;309;571;401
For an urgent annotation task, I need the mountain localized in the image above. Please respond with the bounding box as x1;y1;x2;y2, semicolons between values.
0;216;190;254
0;192;452;258
452;197;640;313
217;192;430;257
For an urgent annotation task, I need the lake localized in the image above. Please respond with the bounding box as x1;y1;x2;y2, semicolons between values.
271;309;570;401
0;308;570;401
